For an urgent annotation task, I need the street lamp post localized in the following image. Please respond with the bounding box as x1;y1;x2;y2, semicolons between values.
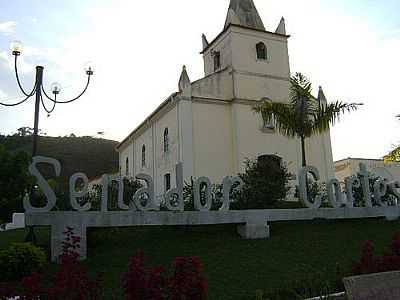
0;40;94;242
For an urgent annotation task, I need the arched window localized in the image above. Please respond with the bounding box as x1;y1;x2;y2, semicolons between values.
261;97;275;130
163;128;169;153
164;173;171;192
213;51;221;71
141;145;146;167
125;157;129;176
256;42;267;60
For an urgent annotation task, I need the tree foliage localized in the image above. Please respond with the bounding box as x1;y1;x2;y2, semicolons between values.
0;145;33;223
253;72;361;166
384;147;400;163
231;156;291;209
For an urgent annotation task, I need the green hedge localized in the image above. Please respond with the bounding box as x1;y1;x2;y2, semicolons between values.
0;243;46;281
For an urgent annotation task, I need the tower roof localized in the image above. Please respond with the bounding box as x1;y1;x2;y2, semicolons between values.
224;0;265;31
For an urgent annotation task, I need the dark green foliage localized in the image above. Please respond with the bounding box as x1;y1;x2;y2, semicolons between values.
231;158;291;209
0;145;33;222
0;243;46;281
183;178;223;211
352;174;397;207
0;134;119;195
90;177;142;210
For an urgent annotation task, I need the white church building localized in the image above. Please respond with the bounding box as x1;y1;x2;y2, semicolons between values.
116;0;334;200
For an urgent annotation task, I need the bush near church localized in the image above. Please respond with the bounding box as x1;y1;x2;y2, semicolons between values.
183;156;291;210
231;156;292;209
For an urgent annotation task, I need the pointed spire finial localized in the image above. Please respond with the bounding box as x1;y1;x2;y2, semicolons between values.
202;34;209;51
275;17;286;35
178;65;191;92
224;0;265;31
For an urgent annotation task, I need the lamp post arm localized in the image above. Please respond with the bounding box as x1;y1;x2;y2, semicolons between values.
40;93;56;114
42;75;91;104
14;55;36;97
0;93;33;107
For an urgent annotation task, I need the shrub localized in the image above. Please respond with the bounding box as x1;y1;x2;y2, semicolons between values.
123;251;166;300
169;256;207;300
183;179;223;211
231;157;291;209
90;177;142;211
47;226;104;299
123;252;207;300
352;174;397;207
0;242;46;282
353;232;400;275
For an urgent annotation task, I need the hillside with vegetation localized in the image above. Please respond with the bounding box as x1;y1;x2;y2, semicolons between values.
0;132;119;192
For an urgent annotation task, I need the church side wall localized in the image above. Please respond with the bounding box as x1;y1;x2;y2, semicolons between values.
153;105;179;201
118;104;180;204
119;144;134;177
191;101;235;183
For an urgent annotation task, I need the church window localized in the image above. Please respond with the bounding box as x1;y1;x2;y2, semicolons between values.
125;157;129;176
164;173;171;192
213;51;221;71
256;42;267;60
263;114;276;130
141;145;146;167
163;128;169;153
261;98;275;130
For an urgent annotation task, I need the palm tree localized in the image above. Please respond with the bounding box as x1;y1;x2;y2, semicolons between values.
384;115;400;162
253;73;362;167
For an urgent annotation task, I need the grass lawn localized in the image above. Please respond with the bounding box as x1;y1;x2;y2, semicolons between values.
1;218;400;299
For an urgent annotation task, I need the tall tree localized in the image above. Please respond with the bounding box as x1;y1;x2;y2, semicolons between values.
0;145;33;222
253;73;361;166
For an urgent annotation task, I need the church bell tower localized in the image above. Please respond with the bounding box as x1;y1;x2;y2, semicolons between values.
201;0;291;101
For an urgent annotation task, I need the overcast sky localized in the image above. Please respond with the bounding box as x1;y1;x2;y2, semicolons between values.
0;0;399;161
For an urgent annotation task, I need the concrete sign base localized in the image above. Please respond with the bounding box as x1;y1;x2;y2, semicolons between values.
26;207;400;262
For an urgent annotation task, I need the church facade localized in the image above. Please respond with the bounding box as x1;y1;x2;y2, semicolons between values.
116;0;334;201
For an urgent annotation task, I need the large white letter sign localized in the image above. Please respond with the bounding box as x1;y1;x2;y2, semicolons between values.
344;176;361;208
133;174;157;211
165;163;184;211
389;181;400;204
109;175;128;210
24;156;61;212
69;173;90;211
220;176;243;211
358;163;372;207
327;179;343;208
373;179;388;206
194;177;212;211
100;175;109;212
298;166;322;209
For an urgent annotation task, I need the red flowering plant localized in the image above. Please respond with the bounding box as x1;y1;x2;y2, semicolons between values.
46;226;104;300
169;256;208;300
123;252;208;300
353;232;400;275
123;251;166;300
20;272;44;300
